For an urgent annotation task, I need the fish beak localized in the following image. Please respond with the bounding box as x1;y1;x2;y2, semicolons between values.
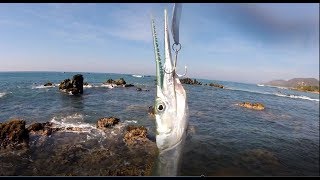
151;16;164;90
152;9;175;91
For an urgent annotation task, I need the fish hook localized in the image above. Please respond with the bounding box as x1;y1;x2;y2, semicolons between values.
172;43;187;77
163;43;187;78
176;65;187;78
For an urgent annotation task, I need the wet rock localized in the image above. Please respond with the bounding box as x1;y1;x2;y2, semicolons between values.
124;84;134;87
123;125;148;146
136;87;149;91
65;127;83;131
180;78;202;85
237;102;265;110
209;83;224;88
27;122;45;132
44;82;53;86
104;78;128;86
106;79;115;84
0;121;158;176
72;74;84;94
83;82;89;86
115;78;126;85
235;148;285;175
0;119;29;149
96;117;120;129
59;74;84;95
27;122;60;136
59;79;72;90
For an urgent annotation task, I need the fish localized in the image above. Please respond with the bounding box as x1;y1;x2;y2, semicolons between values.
150;4;189;176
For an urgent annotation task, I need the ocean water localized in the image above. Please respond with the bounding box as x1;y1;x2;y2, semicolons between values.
0;71;319;176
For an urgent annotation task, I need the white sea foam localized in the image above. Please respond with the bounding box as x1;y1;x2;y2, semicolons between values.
274;93;319;102
124;120;138;124
32;85;56;89
101;84;117;89
257;84;265;87
83;84;93;88
50;113;95;132
49;113;127;141
132;74;144;78
226;88;319;102
0;92;6;98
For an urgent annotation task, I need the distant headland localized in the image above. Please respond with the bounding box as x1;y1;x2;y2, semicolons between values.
261;78;319;94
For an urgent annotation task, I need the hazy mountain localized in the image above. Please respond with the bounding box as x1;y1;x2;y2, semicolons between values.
264;78;319;88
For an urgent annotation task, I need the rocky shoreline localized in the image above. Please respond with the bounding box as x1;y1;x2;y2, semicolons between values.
0;117;158;176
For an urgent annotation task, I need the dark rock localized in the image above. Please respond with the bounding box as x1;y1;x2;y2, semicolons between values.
44;82;53;86
124;84;134;87
237;102;265;110
180;78;202;85
59;79;72;90
96;117;120;129
27;122;59;136
72;74;84;94
58;74;84;95
136;88;142;91
0;119;29;149
27;123;45;132
209;83;224;88
114;78;126;85
106;79;115;84
83;82;89;86
65;127;83;131
123;125;148;146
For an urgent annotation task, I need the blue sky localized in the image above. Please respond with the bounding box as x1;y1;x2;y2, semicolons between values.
0;3;319;83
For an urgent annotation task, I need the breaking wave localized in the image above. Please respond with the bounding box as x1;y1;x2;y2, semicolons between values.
32;85;56;89
225;88;319;102
0;92;6;98
274;93;319;102
132;74;144;78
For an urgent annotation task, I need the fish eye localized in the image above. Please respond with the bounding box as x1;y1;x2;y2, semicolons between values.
157;104;165;111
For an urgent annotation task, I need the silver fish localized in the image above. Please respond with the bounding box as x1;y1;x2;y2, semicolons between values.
150;5;189;176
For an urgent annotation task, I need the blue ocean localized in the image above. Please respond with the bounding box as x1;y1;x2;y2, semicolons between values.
0;71;319;176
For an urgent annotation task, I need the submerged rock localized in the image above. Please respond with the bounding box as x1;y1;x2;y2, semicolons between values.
44;82;53;86
180;78;202;85
123;125;148;146
209;83;224;89
97;117;120;129
237;102;265;110
59;74;84;95
124;84;134;87
0;119;29;149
